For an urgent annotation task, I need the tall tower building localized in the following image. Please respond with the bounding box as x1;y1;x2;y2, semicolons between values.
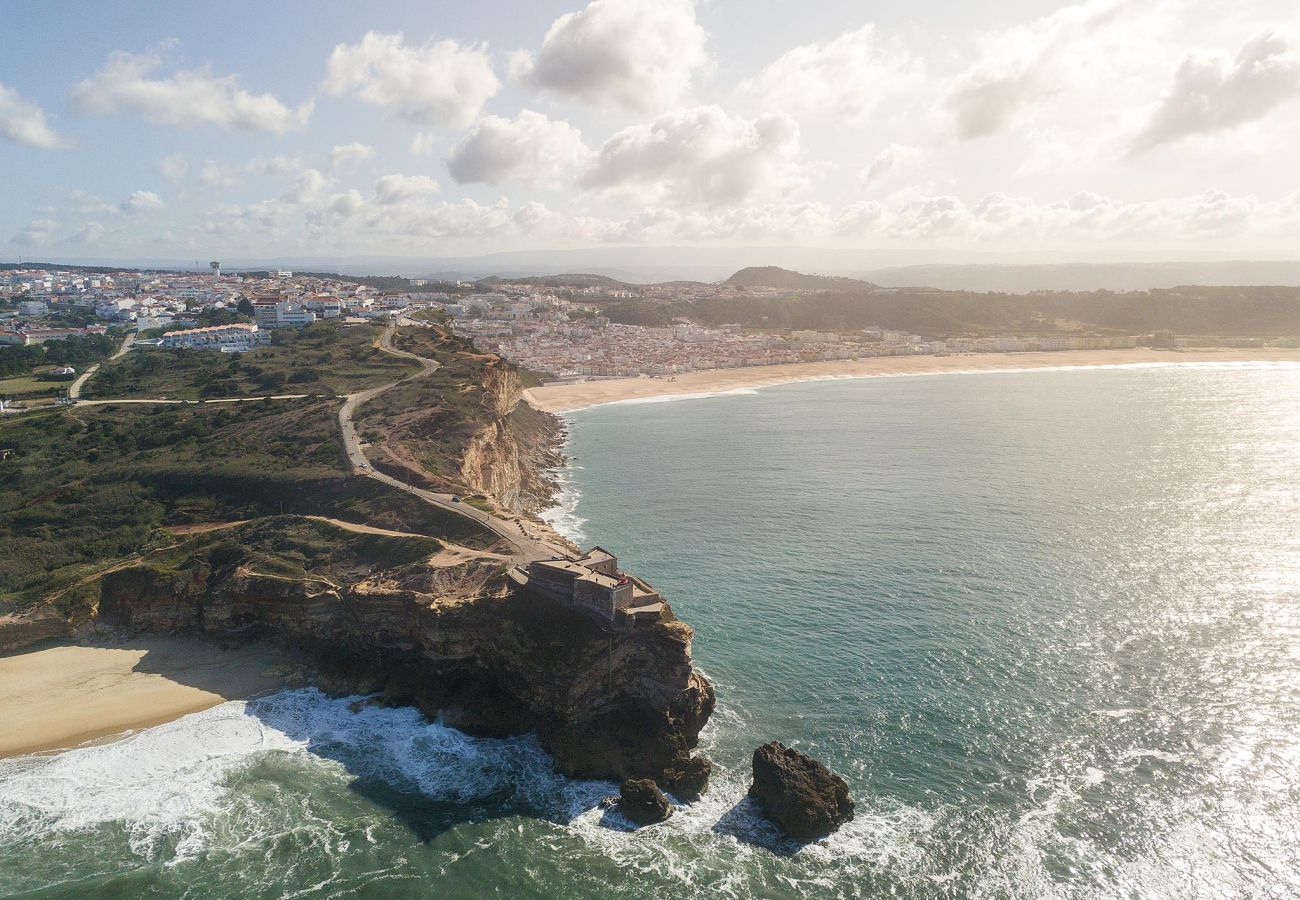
209;260;221;278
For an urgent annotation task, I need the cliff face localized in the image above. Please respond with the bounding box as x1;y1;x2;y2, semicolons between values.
83;553;714;787
459;368;564;513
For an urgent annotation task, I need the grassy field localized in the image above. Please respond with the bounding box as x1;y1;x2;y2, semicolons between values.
84;319;420;400
0;374;67;398
0;398;498;615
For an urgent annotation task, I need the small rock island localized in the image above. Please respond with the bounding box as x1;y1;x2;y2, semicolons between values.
750;741;855;842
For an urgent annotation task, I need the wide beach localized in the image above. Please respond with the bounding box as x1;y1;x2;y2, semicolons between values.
0;637;293;758
523;348;1300;412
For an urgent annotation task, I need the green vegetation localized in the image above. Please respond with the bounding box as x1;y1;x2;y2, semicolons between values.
0;332;119;379
356;325;507;489
0;374;66;398
599;285;1300;338
85;319;419;400
144;516;441;586
0;397;497;615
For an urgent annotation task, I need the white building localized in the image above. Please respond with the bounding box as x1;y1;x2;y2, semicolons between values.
254;300;317;329
159;323;268;352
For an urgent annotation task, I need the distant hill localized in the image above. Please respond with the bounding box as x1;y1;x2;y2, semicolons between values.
478;273;634;289
726;266;877;291
860;262;1300;293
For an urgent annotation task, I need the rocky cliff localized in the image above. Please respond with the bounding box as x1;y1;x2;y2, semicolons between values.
5;521;713;787
459;367;565;513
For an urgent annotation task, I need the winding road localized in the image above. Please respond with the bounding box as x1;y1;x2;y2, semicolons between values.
336;319;558;563
67;331;137;400
19;319;558;563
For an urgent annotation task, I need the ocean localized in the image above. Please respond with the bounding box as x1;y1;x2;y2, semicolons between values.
3;362;1298;898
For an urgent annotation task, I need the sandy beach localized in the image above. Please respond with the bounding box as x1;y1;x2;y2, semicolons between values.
0;637;294;758
523;348;1300;413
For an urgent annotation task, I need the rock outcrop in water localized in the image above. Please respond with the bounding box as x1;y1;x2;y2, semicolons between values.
749;741;854;842
618;778;673;825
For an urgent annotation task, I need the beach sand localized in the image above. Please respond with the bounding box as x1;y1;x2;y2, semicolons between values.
0;637;295;758
523;348;1300;413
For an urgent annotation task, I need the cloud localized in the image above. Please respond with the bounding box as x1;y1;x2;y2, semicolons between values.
70;222;107;244
0;82;65;148
158;153;188;182
512;0;707;112
329;142;376;174
447;110;590;186
120;190;164;214
199;154;307;187
72;49;312;134
1132;29;1300;151
12;218;58;245
944;0;1149;140
739;25;920;120
579;106;806;206
862;144;923;187
373;174;441;204
410;132;435;156
322;32;499;128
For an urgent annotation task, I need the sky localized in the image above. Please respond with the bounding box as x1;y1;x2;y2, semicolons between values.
2;0;1300;266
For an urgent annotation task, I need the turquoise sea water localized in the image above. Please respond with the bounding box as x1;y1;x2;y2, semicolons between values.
3;362;1299;898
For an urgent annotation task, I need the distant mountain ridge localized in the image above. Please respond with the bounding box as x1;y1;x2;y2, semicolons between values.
726;266;878;290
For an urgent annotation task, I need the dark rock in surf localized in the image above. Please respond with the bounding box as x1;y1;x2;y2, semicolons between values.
619;778;673;826
661;754;711;801
749;741;854;842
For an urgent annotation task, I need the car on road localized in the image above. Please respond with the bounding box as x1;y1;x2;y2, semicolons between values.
450;495;461;503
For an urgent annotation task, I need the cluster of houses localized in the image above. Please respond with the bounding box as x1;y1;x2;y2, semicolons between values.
2;266;445;355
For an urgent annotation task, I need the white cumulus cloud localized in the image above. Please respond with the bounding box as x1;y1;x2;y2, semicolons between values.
120;190;164;214
739;24;921;120
158;152;188;181
579;106;807;206
512;0;707;112
329;142;376;174
12;218;59;245
862;144;923;187
374;174;441;204
72;49;312;134
322;32;499;128
944;0;1152;140
0;83;65;148
1132;28;1300;151
447;110;590;186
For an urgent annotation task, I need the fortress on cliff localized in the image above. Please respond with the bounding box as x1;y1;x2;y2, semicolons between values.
525;548;666;625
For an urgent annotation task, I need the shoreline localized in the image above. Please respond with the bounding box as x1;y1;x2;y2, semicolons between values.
522;348;1300;413
0;637;295;759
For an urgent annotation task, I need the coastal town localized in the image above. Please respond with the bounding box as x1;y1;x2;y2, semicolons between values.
2;265;1203;389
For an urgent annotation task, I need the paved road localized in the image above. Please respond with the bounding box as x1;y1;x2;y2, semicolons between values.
68;331;136;400
338;319;559;563
79;393;318;406
13;318;558;563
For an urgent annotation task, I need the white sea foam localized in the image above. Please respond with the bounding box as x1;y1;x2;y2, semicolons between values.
539;461;587;544
0;688;941;895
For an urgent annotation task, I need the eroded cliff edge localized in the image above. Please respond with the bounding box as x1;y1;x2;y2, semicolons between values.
0;321;715;792
88;524;713;788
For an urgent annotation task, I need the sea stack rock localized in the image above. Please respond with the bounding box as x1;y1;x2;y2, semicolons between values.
662;754;712;801
749;741;855;842
619;778;673;826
